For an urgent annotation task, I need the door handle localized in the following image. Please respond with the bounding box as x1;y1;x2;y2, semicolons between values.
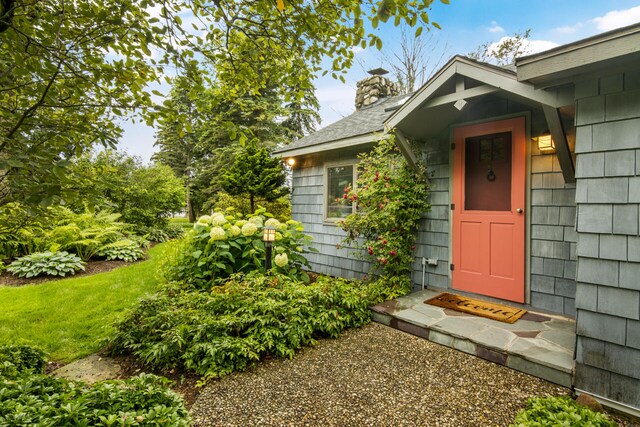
516;208;523;214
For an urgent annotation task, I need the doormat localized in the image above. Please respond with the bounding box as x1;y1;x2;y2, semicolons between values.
425;292;527;324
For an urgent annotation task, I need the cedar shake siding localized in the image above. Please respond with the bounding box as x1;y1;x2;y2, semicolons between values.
573;71;640;409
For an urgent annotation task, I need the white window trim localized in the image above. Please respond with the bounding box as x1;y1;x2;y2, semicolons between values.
323;160;358;223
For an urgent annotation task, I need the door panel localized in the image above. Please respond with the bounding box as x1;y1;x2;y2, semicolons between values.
452;117;526;303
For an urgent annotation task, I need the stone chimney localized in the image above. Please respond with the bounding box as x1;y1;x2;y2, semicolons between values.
355;68;400;110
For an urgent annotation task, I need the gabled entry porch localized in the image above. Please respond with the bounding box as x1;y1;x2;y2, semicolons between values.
371;289;575;387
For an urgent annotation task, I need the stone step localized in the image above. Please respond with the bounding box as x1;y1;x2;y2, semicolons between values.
371;290;576;388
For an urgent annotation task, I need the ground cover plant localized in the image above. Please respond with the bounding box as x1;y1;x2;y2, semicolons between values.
0;242;175;362
109;272;411;382
0;345;190;426
167;209;316;288
510;396;617;426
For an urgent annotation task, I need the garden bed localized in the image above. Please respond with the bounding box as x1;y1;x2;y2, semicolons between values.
0;258;144;287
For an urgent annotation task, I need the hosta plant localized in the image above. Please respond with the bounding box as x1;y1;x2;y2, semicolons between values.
7;251;85;278
166;208;317;288
97;239;145;262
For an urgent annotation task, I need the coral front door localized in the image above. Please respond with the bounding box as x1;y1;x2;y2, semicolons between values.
452;117;526;303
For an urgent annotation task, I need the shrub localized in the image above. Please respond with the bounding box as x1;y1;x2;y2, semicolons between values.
164;223;185;240
139;223;184;243
510;396;617;427
0;373;191;426
47;209;130;260
0;203;47;260
340;135;430;278
7;251;85;278
97;240;145;262
0;204;130;261
209;193;292;221
109;272;410;381
166;208;316;288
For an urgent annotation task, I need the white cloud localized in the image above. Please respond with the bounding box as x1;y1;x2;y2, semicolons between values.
489;21;504;33
523;39;560;55
591;5;640;31
552;22;583;35
486;37;559;58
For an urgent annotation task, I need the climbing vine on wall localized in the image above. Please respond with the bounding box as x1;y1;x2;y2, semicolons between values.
340;134;430;278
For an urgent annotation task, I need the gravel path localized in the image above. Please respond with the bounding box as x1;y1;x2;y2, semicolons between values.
191;322;580;427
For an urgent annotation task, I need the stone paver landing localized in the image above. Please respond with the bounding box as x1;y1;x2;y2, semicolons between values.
372;289;576;387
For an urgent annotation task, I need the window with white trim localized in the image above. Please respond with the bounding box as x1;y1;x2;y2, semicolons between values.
325;163;356;221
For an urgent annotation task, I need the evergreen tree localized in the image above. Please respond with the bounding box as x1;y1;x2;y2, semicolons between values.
220;141;289;213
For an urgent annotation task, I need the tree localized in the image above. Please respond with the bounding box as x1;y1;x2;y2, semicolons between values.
467;29;531;66
376;26;449;94
220;141;288;213
0;0;167;206
1;0;447;207
154;71;319;220
71;150;185;229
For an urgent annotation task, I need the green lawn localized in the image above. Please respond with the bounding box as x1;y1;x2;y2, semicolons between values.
0;242;175;362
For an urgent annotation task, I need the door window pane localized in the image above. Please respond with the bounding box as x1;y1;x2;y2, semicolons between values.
464;132;512;211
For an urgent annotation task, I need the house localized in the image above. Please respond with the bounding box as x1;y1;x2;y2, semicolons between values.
275;23;640;415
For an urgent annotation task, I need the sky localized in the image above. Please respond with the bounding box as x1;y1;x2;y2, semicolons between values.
118;0;640;163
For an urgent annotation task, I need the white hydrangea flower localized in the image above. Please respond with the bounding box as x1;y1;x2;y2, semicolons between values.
241;222;258;236
274;253;288;268
198;215;212;224
248;216;263;226
211;213;227;226
264;218;282;229
229;225;241;236
209;226;226;241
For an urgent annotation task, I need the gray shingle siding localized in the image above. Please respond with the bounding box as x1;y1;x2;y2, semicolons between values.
291;154;370;278
573;73;640;409
412;138;450;289
530;141;577;317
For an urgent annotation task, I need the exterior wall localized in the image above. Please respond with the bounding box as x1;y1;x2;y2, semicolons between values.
291;97;578;317
291;150;369;278
573;70;640;408
530;130;578;317
411;138;451;289
414;98;577;317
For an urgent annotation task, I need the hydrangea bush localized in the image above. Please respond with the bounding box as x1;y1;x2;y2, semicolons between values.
166;208;317;288
340;135;430;278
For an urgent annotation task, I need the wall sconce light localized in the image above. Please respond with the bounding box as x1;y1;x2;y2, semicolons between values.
534;130;556;154
287;158;295;167
262;226;276;270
